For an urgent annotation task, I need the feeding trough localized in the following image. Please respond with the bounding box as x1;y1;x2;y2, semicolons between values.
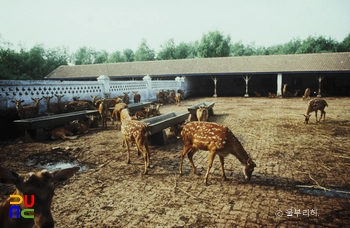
13;110;99;130
187;101;215;121
109;102;152;113
13;110;99;141
143;112;189;145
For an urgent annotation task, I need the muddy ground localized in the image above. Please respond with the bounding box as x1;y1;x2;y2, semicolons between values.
1;97;350;227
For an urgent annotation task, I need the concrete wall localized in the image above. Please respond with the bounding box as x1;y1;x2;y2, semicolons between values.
0;75;184;114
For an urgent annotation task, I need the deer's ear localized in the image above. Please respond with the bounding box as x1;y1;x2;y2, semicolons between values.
51;167;80;183
0;167;20;185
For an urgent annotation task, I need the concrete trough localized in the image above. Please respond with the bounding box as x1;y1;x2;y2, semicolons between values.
187;101;215;117
109;102;152;113
13;110;99;130
143;112;189;145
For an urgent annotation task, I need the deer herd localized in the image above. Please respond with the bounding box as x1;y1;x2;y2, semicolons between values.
1;86;331;227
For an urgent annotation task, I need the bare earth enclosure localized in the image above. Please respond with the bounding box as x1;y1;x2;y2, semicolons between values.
1;97;350;227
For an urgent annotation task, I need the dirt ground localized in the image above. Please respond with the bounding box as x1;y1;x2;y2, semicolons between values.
1;96;350;227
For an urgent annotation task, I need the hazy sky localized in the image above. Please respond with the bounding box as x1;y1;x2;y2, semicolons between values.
1;0;349;53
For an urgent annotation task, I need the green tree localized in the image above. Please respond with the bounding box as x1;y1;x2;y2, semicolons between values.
0;41;69;80
255;46;268;55
157;38;176;60
338;33;350;52
281;38;302;54
43;47;69;75
175;41;198;59
135;39;155;61
0;47;21;80
296;35;338;54
73;46;96;65
197;31;231;58
231;41;245;56
94;50;109;64
108;51;126;63
123;49;135;62
265;44;284;55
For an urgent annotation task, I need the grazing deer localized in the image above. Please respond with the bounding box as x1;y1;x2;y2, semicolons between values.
302;88;311;101
179;122;256;185
133;91;141;103
120;109;151;174
12;98;42;119
303;98;328;124
196;105;209;122
0;166;79;228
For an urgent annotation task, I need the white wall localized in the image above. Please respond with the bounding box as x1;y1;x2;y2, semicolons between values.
0;75;184;113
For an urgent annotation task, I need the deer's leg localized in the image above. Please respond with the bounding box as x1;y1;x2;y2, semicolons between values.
187;149;199;175
179;145;192;175
315;110;319;122
204;151;216;185
145;140;151;167
322;110;326;121
218;155;228;181
138;144;148;175
125;139;131;164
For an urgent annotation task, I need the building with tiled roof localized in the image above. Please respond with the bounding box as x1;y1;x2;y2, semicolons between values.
46;52;350;97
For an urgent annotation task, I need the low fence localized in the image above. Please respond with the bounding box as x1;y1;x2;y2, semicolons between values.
0;75;185;114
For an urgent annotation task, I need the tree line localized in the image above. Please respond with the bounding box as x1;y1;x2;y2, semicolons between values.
1;31;349;80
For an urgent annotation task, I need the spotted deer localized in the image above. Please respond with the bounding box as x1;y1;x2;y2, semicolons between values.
196;105;209;122
303;98;328;124
179;121;256;185
120;109;151;174
0;166;79;228
302;88;311;101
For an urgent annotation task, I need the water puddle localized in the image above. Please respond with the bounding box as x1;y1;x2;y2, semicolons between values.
25;159;89;172
24;149;91;172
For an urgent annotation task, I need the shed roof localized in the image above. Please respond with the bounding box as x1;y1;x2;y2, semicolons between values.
45;52;350;80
